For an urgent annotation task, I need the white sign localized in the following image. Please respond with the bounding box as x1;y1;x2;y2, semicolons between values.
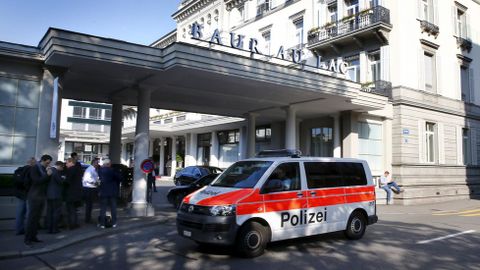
50;77;59;139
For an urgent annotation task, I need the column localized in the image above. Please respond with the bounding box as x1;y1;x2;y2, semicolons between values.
285;106;297;150
239;126;247;159
159;137;165;175
333;113;342;158
170;136;177;177
35;69;61;160
246;113;257;158
130;87;154;217
187;133;197;166
341;111;359;158
383;118;393;172
109;98;123;164
210;131;219;166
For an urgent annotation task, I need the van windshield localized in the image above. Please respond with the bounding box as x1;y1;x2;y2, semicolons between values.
211;161;273;188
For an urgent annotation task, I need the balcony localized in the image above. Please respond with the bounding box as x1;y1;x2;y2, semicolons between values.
457;36;472;53
360;80;392;99
419;20;439;37
256;3;271;17
308;6;392;55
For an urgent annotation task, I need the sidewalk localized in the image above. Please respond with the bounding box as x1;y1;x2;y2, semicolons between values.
0;181;176;260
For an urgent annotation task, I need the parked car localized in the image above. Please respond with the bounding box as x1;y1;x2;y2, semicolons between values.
167;173;219;208
174;166;223;186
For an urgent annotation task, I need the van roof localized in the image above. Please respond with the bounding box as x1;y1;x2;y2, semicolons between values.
242;156;367;163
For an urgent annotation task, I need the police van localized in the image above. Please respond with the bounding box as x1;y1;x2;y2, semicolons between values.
177;150;378;257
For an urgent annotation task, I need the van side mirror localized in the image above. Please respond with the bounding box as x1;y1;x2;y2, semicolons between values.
262;179;284;193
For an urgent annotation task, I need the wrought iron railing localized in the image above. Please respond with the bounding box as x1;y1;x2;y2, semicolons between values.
256;3;270;16
308;5;390;45
360;80;392;99
419;20;439;37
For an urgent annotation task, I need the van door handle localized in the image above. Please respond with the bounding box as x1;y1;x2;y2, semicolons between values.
310;191;317;196
296;192;304;197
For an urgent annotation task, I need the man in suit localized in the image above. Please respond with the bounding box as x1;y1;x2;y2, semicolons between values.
97;159;121;228
46;161;66;234
25;155;52;247
64;158;83;229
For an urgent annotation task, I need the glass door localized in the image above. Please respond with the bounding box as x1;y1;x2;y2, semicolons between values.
311;127;333;157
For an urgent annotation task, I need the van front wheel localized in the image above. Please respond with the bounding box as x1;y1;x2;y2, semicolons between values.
236;222;268;258
345;211;366;240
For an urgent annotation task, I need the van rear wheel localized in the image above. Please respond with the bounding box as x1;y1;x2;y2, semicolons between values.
236;222;268;258
345;211;366;240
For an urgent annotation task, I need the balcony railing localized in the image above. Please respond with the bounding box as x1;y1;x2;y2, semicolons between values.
457;36;472;52
256;3;271;16
419;20;439;37
308;6;390;45
360;80;392;99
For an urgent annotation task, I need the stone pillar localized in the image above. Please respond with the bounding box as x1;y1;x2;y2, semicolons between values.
36;69;61;160
159;137;165;175
384;118;393;173
170;136;177;177
333;113;342;158
246;113;257;158
130;88;154;217
285;106;297;150
109;98;123;164
341;111;359;158
210;131;219;166
186;133;197;166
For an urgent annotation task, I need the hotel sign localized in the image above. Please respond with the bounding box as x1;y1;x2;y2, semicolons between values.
190;22;347;74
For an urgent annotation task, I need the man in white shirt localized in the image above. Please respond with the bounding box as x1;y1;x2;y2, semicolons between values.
82;158;99;223
380;171;403;204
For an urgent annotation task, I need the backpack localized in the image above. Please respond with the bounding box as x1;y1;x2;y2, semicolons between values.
13;165;32;190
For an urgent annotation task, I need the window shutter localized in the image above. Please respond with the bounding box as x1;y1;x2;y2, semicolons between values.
456;126;463;165
466;13;471;40
418;48;425;90
418;120;426;163
469;68;475;103
452;6;458;36
472;129;478;165
435;54;441;94
433;0;439;25
438;123;445;164
380;45;390;81
417;0;423;20
428;0;434;23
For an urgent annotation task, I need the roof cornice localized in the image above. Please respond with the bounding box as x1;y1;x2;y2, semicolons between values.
172;0;216;22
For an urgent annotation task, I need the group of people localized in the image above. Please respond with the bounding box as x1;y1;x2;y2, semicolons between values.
14;153;122;247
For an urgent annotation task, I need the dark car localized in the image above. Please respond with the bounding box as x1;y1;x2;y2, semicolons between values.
167;173;219;208
174;166;223;186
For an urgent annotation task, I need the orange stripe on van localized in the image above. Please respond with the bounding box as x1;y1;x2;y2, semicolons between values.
237;202;265;215
196;189;254;206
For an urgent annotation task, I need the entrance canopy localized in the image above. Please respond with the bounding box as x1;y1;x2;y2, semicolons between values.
39;28;388;119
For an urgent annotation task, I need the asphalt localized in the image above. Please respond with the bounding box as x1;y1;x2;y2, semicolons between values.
0;179;177;260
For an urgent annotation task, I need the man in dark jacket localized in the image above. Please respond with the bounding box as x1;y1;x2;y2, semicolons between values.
64;158;83;229
13;157;36;235
146;162;159;203
97;159;121;228
46;161;66;234
25;155;52;247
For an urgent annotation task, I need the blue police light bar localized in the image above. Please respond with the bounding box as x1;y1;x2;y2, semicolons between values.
255;149;302;158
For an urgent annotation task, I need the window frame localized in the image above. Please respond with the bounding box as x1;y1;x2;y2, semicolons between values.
262;162;302;193
425;122;437;163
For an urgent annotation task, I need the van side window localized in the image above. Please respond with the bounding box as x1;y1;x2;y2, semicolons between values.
338;162;367;186
263;162;300;192
305;162;343;188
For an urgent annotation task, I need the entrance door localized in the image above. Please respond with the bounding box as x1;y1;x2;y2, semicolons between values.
311;127;333;157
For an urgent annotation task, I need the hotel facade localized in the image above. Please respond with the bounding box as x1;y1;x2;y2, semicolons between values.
0;0;479;209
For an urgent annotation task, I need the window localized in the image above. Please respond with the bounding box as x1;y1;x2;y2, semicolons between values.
104;109;112;120
460;66;470;102
73;106;86;118
305;162;343;188
345;56;360;82
338;162;367;186
425;122;436;163
358;122;383;173
462;128;471;165
197;133;211;147
263;162;301;192
369;0;379;8
212;161;273;188
420;0;429;21
345;0;359;16
456;7;466;38
262;31;271;55
89;108;101;120
256;126;271;142
328;2;337;23
311;127;333;157
164;118;173;124
257;0;270;16
424;52;435;92
293;19;304;46
176;115;186;122
368;51;381;82
238;5;245;22
218;130;240;144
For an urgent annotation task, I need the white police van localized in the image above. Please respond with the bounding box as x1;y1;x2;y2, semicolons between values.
177;150;378;257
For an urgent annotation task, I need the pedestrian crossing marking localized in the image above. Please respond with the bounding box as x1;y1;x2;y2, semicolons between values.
432;208;480;216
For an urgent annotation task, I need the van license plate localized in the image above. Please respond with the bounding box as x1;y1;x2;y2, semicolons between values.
183;230;192;237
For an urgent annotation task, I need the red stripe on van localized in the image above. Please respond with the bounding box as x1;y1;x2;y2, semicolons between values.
196;189;254;206
237;202;265;215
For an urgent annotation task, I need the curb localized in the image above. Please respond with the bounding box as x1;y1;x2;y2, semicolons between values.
0;216;171;260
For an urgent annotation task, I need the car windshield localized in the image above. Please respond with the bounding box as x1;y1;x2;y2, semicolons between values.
194;174;218;186
211;161;273;188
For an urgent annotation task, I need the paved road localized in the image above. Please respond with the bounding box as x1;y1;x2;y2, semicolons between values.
2;181;480;270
